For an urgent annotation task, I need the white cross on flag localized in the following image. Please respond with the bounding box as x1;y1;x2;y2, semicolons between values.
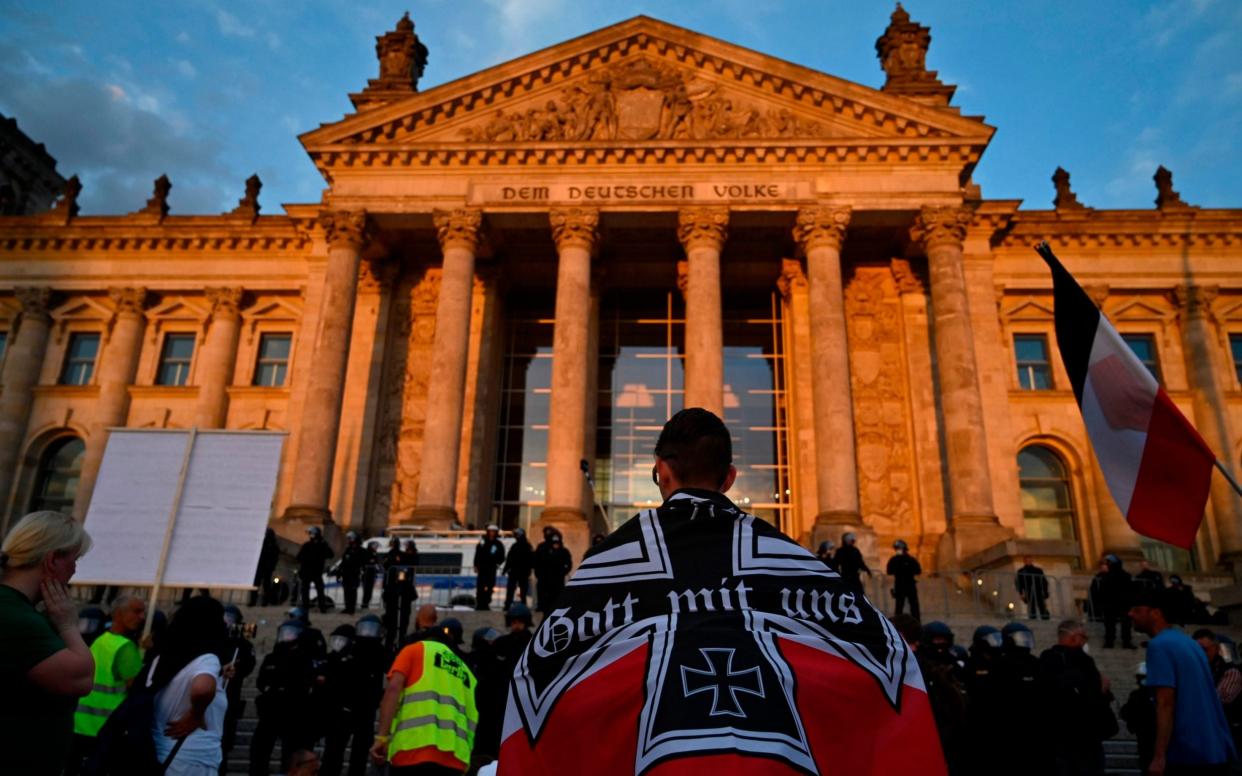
1035;242;1216;549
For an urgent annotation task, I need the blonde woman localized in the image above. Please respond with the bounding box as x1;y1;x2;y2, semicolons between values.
0;510;95;775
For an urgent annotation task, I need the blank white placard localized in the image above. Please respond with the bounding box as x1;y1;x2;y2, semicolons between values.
162;432;284;587
75;431;189;585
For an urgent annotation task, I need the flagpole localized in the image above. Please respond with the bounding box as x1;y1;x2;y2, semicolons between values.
1215;460;1242;498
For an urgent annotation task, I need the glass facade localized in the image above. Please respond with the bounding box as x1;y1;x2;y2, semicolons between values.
492;308;554;530
1014;334;1052;390
156;333;195;386
1231;333;1242;385
1018;445;1076;540
31;436;85;514
60;333;99;386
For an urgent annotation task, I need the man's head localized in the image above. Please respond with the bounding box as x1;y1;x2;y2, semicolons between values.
506;603;533;632
1056;620;1088;650
486;523;499;539
1194;629;1220;662
1022;555;1033;566
1129;588;1172;635
287;749;320;776
111;595;146;636
651;408;736;499
414;603;437;630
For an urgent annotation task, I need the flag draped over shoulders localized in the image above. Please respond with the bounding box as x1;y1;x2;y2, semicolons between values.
498;489;945;775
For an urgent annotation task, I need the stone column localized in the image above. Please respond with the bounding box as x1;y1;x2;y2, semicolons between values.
193;287;244;429
74;287;150;518
282;211;369;524
794;207;862;544
911;206;1008;558
538;208;598;559
0;287;53;527
412;208;482;528
1176;285;1242;569
677;207;728;417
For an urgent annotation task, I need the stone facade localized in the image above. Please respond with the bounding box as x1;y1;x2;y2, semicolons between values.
0;12;1240;580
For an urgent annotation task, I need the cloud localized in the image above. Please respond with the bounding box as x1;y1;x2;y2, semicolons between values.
176;31;190;44
174;59;197;79
215;8;255;38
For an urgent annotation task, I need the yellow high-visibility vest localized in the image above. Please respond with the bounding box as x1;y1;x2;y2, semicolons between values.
73;632;135;737
388;640;478;769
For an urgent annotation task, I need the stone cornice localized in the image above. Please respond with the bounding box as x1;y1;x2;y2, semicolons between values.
549;207;600;252
0;215;311;253
999;209;1242;250
793;205;851;252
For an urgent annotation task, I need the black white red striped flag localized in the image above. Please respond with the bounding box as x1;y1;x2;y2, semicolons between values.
1035;242;1214;549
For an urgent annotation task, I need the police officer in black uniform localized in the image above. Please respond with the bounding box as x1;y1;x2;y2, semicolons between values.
815;540;835;571
917;621;969;774
886;539;921;620
336;531;368;615
360;540;382;610
250;618;320;776
533;531;572;614
832;532;870;595
468;625;506;770
220;605;257;775
320;619;385;776
473;523;507;611
1099;553;1135;648
964;626;1005;775
382;537;418;650
995;622;1045;776
297;526;334;614
503;528;534;610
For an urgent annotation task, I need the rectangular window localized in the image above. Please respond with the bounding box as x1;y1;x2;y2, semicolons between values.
253;333;291;387
0;331;7;365
1123;333;1162;383
60;333;99;385
156;333;195;386
1014;334;1052;390
1231;334;1242;386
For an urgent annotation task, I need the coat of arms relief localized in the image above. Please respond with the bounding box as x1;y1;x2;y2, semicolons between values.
461;57;835;143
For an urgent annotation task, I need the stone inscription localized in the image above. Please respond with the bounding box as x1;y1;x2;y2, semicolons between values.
471;181;807;206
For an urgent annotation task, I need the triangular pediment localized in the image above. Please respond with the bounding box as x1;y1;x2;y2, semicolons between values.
302;16;992;169
1110;299;1173;322
1003;299;1055;320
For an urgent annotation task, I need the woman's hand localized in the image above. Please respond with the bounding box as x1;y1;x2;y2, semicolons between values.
41;579;78;633
164;710;206;739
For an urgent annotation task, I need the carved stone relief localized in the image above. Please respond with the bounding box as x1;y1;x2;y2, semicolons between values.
845;267;918;541
461;57;833;142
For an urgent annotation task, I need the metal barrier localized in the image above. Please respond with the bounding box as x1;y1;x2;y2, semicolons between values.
858;570;1082;622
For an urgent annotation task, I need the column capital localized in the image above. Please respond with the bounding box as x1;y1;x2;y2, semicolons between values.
108;287;150;318
205;286;245;320
793;205;851;252
776;258;807;300
433;208;483;252
1174;284;1219;321
318;209;370;249
549;207;600;253
677;207;729;251
14;286;53;322
911;205;973;251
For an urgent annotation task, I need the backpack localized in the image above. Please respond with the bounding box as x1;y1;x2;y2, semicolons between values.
84;658;185;776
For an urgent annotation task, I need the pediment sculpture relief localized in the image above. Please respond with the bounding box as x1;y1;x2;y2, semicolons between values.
461;57;833;142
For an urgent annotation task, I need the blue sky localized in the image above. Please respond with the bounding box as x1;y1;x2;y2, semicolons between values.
2;1;1239;215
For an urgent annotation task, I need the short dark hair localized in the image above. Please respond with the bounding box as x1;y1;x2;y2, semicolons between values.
1132;586;1172;617
1192;628;1218;642
654;408;733;487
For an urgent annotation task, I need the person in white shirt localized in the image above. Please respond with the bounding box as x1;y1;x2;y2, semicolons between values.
146;596;232;775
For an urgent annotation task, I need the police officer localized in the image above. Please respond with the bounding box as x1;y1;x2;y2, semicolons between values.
297;526;335;614
321;623;381;776
468;626;505;770
220;604;257;775
360;539;382;610
964;626;1005;775
815;540;835;571
1015;555;1051;620
473;524;506;611
917;621;969;773
533;529;572;614
886;539;921;620
382;537;419;650
995;623;1045;776
369;612;479;773
1099;553;1135;648
250;617;320;776
832;532;871;595
503;527;534;610
336;531;368;615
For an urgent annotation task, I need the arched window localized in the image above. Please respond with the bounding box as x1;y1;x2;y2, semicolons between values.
30;437;85;515
1018;445;1077;540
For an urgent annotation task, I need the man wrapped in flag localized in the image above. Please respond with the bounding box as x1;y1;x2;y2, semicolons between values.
498;408;945;775
1034;242;1223;550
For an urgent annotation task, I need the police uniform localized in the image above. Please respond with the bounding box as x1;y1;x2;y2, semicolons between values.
473;529;506;611
338;536;369;615
322;624;387;776
250;624;321;775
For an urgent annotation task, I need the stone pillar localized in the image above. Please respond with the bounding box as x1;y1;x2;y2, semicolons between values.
538;207;599;560
1176;285;1242;569
74;287;150;518
193;287;244;429
911;206;1009;558
793;207;862;546
0;287;53;528
411;208;482;528
677;207;728;417
282;211;369;525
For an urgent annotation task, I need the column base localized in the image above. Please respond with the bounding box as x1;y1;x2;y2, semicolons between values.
406;506;459;531
536;507;589;570
281;504;331;524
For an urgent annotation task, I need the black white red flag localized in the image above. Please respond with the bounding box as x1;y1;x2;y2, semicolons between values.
498;490;945;775
1036;242;1215;549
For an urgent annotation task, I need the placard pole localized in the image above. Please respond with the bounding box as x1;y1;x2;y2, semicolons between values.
143;427;197;640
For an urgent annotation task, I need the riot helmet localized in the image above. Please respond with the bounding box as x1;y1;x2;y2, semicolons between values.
971;625;1003;652
438;618;464;645
893;539;909;552
1104;553;1121;569
842;532;857;546
1001;622;1035;652
356;614;383;640
307;526;322;539
513;528;526;538
817;540;834;556
277;619;305;644
286;606;309;624
223;604;243;628
921;620;954;654
329;624;356;654
506;603;534;628
346;530;359;543
473;626;501;652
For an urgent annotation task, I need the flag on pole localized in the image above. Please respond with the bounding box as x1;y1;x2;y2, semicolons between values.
1035;242;1214;549
498;491;945;775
